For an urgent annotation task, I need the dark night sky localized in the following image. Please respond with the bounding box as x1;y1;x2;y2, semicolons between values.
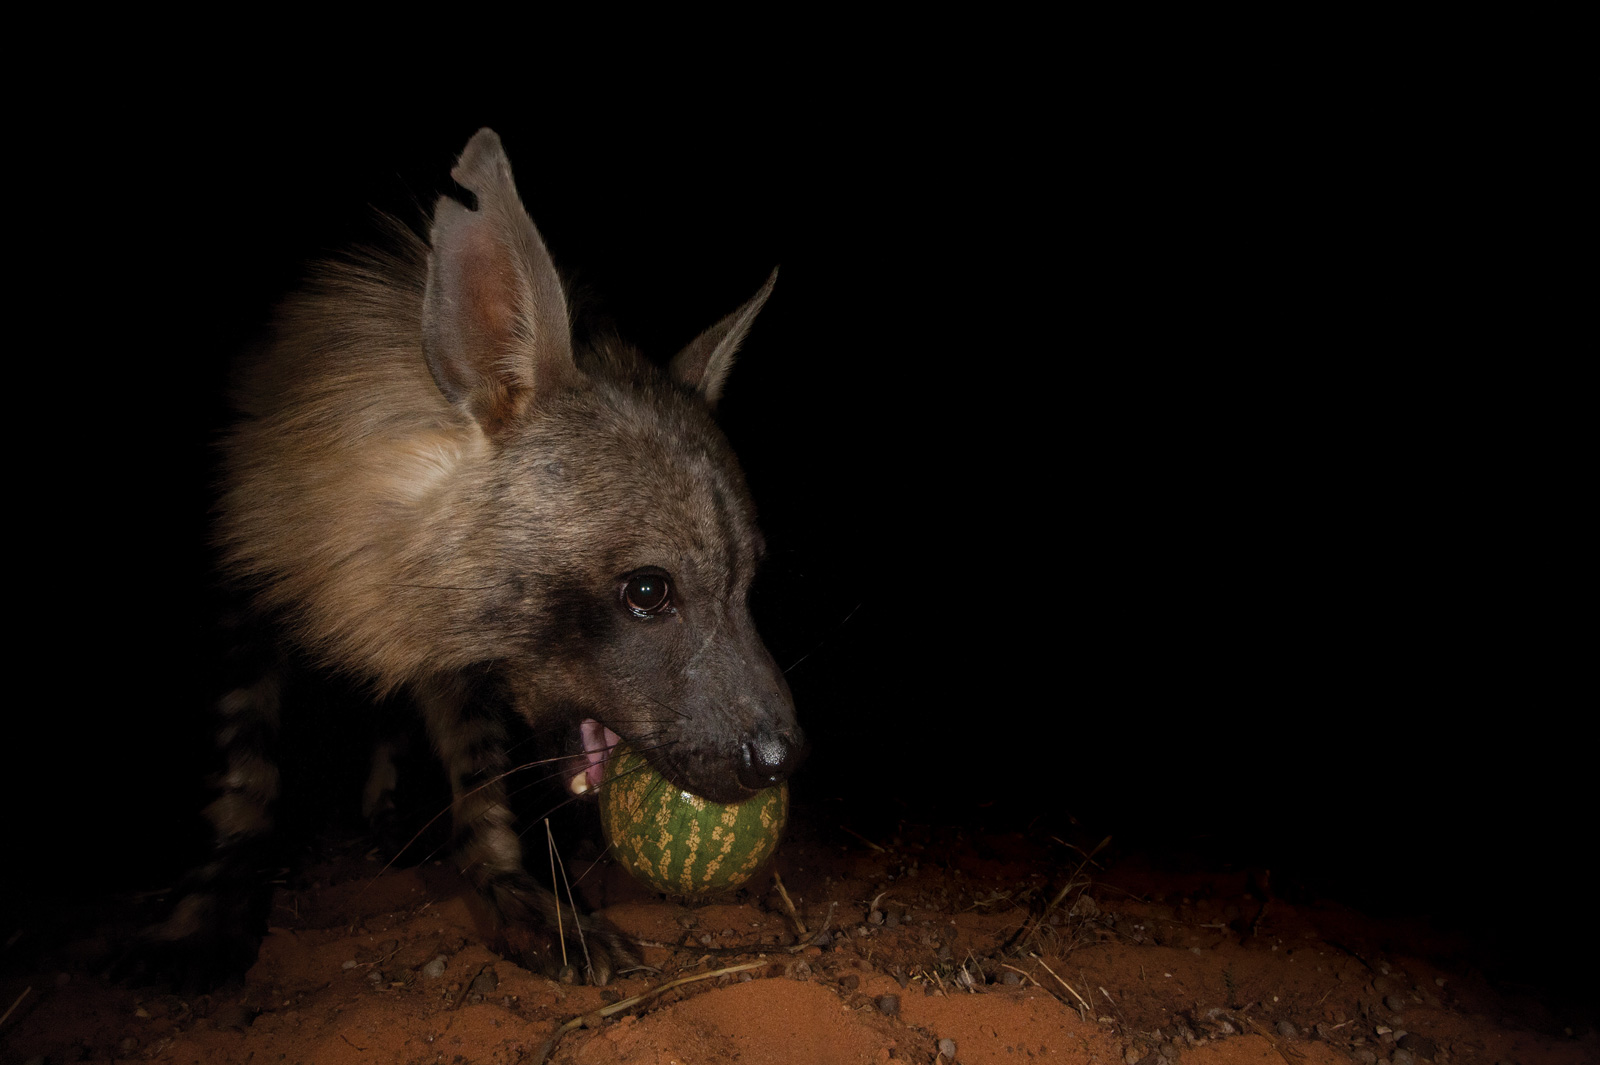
13;84;1582;989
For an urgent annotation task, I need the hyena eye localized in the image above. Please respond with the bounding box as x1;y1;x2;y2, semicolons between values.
622;573;674;618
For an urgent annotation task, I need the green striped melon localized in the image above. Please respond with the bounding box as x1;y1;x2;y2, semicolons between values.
599;742;788;896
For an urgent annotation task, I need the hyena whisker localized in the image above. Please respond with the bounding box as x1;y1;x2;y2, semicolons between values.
368;752;601;881
404;735;672;871
782;600;866;677
504;757;674;869
631;694;692;722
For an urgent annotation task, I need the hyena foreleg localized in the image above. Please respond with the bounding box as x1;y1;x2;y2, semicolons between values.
416;675;636;985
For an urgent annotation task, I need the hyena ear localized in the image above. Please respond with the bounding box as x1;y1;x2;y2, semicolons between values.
423;128;582;437
670;268;778;410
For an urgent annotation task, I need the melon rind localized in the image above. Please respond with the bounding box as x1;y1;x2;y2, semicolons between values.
599;742;788;896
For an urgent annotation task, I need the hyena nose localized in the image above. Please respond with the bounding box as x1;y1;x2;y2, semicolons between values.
737;725;806;790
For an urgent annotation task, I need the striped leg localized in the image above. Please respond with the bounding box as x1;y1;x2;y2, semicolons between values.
417;675;635;985
120;655;285;989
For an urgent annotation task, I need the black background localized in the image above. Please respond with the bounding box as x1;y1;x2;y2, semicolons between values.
11;72;1583;996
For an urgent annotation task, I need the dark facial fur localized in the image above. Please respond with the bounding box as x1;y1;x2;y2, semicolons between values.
147;129;802;987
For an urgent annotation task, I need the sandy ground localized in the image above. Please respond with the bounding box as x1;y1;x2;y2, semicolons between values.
4;807;1594;1065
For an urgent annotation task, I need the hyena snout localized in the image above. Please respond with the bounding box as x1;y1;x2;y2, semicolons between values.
737;720;807;790
685;629;804;795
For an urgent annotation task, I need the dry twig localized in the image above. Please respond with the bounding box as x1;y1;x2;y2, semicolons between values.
771;872;808;937
534;960;766;1064
1029;953;1091;1015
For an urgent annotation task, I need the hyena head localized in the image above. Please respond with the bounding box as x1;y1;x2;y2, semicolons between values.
423;129;803;803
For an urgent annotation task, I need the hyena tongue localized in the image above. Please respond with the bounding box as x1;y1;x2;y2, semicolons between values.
577;719;623;794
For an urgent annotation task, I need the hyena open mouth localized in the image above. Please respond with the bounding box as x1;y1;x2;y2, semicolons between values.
576;719;623;795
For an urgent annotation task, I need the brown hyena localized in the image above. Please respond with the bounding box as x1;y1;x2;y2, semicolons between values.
143;128;802;987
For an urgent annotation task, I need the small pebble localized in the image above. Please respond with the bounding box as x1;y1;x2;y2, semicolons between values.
1276;1020;1298;1039
471;968;499;993
422;956;447;979
1002;970;1021;985
876;994;900;1016
1385;995;1406;1013
1392;1050;1415;1065
939;1037;958;1059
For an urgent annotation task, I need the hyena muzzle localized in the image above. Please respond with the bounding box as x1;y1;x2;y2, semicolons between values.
137;128;804;987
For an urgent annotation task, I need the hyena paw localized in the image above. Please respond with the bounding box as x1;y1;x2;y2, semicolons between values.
480;871;639;986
